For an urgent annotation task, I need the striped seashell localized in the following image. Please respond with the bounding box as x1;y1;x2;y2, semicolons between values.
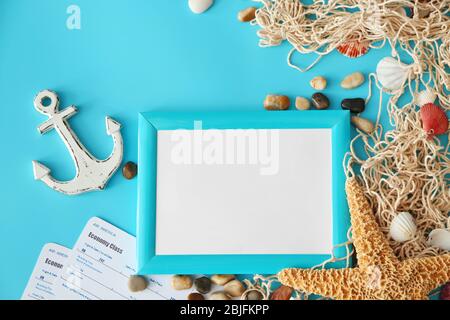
337;40;370;58
420;103;449;139
376;57;411;94
414;88;437;106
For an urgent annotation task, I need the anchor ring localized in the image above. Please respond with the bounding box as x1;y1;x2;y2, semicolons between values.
34;90;60;116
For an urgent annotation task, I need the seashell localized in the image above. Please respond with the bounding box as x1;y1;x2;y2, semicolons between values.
414;88;437;106
376;57;411;94
389;212;417;243
188;0;213;14
337;40;370;58
420;103;449;138
428;229;450;251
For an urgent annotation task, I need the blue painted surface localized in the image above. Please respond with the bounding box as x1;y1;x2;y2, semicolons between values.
0;0;395;299
138;111;350;274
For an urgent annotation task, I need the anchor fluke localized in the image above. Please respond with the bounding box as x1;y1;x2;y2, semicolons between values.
32;161;50;180
106;117;121;135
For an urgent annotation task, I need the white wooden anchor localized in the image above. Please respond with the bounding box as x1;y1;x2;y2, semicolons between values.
32;90;123;195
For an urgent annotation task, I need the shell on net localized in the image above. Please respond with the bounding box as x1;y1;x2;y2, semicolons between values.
337;40;370;58
414;88;437;106
376;57;411;94
420;103;449;138
428;229;450;251
389;212;417;243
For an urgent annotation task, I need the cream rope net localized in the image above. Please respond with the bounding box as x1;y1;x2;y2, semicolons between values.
243;0;450;299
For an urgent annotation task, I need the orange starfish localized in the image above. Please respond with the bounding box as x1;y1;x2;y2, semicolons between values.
278;178;450;300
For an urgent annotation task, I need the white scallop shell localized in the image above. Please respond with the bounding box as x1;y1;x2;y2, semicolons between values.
188;0;213;14
414;88;437;106
376;57;411;94
389;212;417;242
428;229;450;251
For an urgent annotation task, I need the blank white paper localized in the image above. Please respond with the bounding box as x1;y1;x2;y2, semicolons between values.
156;128;333;255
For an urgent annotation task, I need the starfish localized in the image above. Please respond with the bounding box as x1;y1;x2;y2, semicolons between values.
278;178;450;300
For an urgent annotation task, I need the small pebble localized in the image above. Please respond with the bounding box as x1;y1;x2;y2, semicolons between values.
440;282;450;300
188;0;213;14
122;161;137;180
194;276;212;294
295;96;310;110
171;275;193;290
351;116;375;134
211;274;235;286
264;95;290;110
270;285;293;300
310;76;327;90
341;98;365;113
188;292;205;300
224;279;245;297
127;275;148;292
341;72;365;89
245;290;264;300
311;93;330;110
238;7;257;22
210;291;232;300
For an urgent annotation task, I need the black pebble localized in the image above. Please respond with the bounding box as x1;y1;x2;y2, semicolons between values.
311;93;330;110
194;277;212;294
341;98;365;113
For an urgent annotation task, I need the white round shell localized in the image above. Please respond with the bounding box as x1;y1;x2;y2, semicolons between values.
389;212;417;242
414;88;437;106
188;0;213;14
428;229;450;251
376;57;410;94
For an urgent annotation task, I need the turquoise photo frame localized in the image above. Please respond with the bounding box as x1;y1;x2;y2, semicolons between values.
137;111;351;275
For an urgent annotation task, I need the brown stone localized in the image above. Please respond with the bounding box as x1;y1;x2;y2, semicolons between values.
238;7;257;22
264;95;290;110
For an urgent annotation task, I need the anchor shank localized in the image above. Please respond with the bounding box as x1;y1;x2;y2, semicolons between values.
52;114;95;168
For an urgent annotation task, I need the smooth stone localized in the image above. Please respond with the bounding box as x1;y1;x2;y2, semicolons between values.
188;292;205;300
238;7;257;22
127;275;148;292
188;0;213;14
341;98;365;113
310;76;327;90
264;94;290;110
210;291;232;300
211;274;235;285
194;276;212;294
122;161;137;180
295;96;310;110
351;116;375;134
341;72;365;89
171;275;193;290
270;285;293;300
224;279;245;297
311;93;330;110
245;290;264;300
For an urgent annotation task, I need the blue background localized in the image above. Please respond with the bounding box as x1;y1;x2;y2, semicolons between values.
0;0;395;299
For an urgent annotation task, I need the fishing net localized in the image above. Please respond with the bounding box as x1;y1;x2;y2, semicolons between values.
243;0;449;299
